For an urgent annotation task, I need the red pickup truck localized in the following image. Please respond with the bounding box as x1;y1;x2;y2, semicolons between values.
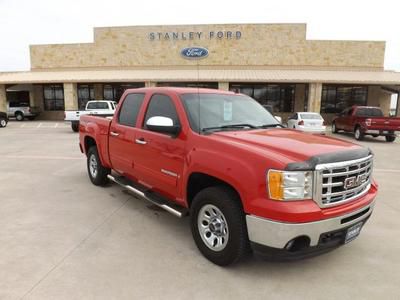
79;87;377;265
332;106;400;142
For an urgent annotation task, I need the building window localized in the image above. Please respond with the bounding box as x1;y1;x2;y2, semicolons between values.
103;83;145;102
157;82;219;89
43;84;64;111
321;85;368;113
229;83;295;112
78;84;95;109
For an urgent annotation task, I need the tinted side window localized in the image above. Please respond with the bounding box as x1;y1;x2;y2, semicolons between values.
144;94;180;128
118;94;145;127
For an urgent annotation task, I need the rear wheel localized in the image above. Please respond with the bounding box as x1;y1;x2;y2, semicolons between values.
0;118;7;128
354;126;364;141
15;112;24;121
386;135;396;142
87;146;110;186
190;186;249;266
71;121;79;132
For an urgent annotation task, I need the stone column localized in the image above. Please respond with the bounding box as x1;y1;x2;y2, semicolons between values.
307;83;322;113
294;84;306;112
0;85;6;112
218;82;229;91
145;81;157;87
94;83;103;99
63;83;78;110
397;93;400;117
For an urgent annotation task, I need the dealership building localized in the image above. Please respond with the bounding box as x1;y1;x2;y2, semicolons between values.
0;23;400;122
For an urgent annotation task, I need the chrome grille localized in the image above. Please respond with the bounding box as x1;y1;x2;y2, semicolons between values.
314;155;373;207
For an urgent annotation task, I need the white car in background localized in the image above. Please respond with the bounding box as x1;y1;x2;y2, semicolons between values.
287;112;326;134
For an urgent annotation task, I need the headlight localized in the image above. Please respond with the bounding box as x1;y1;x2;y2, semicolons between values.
267;170;313;201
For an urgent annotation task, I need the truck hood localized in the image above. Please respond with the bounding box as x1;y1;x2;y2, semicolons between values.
212;129;370;169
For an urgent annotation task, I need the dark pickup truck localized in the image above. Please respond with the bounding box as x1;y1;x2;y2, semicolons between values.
332;106;400;142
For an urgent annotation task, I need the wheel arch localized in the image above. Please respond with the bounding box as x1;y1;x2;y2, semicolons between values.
84;136;97;154
186;172;243;210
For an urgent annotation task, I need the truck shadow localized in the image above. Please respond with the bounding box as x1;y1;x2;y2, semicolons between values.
330;132;394;144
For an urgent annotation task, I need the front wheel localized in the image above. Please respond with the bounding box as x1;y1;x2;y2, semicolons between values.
332;122;338;133
190;186;249;266
0;118;7;128
354;126;364;141
87;146;110;186
386;135;396;142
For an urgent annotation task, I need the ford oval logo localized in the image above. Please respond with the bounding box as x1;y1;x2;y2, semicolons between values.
181;47;209;59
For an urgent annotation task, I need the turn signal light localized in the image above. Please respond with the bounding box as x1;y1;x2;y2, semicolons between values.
268;170;284;200
298;120;304;125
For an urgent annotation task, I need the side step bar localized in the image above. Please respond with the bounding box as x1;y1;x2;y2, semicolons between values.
107;174;187;218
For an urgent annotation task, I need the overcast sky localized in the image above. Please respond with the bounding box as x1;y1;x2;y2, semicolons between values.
1;0;399;72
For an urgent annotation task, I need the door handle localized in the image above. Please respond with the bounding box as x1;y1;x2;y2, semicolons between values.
110;131;119;137
135;138;147;145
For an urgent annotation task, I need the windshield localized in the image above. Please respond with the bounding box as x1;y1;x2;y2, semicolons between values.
300;113;322;120
180;93;280;133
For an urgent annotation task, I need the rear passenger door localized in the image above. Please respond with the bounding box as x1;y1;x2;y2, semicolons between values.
108;93;145;177
133;93;186;202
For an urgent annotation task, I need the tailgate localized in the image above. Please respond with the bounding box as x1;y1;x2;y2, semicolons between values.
64;110;89;121
369;117;400;131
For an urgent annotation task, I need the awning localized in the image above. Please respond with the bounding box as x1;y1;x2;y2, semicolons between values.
1;68;400;85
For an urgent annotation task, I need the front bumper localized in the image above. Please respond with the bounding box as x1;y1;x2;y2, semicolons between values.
246;200;375;252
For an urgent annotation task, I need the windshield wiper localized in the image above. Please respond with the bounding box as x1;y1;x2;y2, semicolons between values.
257;123;285;128
202;123;257;132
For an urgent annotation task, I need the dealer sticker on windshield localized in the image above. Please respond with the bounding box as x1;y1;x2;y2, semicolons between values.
223;101;233;121
345;222;363;244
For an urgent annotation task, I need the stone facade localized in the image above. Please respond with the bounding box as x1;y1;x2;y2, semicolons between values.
30;24;385;70
0;85;6;112
1;23;396;121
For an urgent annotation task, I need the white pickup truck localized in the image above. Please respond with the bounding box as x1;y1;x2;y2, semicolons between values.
64;100;116;132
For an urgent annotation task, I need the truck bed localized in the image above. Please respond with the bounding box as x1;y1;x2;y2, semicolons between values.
366;117;400;131
79;115;113;167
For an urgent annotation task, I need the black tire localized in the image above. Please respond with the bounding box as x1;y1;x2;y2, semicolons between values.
354;126;364;141
87;146;110;186
71;121;79;132
386;135;396;142
0;118;7;128
332;122;338;133
190;186;249;266
15;112;24;121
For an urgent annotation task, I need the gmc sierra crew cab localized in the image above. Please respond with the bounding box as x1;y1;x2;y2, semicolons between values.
79;87;377;265
332;105;400;142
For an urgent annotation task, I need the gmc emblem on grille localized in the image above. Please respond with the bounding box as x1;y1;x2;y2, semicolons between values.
344;174;368;190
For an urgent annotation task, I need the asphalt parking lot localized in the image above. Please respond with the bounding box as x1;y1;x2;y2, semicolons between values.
0;121;399;299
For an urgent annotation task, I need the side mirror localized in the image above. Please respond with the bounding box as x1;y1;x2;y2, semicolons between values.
146;116;181;135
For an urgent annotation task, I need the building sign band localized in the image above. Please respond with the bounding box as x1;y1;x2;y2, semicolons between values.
149;31;242;41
